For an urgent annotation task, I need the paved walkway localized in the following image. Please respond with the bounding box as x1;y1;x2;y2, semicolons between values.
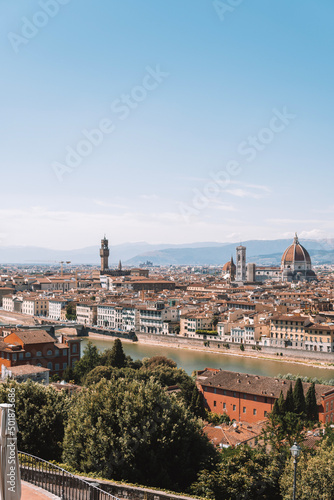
21;481;61;500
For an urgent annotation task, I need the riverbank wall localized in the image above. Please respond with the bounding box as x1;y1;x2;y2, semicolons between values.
135;333;334;364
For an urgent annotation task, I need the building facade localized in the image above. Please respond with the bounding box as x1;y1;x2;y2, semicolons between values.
197;369;334;424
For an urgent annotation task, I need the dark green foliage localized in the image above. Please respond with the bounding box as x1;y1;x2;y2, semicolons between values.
305;383;318;421
189;386;206;419
264;411;306;450
277;390;286;415
84;365;114;385
322;424;334;446
125;355;142;369
62;366;75;383
285;383;294;413
293;378;306;415
271;399;280;417
142;355;177;369
65;302;76;320
72;341;101;383
191;446;284;500
103;338;126;368
279;440;334;499
240;343;245;351
0;381;69;461
272;391;285;417
206;411;230;425
62;378;217;491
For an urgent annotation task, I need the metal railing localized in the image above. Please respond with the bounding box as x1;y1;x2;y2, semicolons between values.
19;451;121;500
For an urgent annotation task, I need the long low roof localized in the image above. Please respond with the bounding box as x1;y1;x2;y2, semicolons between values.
197;369;334;403
5;330;56;345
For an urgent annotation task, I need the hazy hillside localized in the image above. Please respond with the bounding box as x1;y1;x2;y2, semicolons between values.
0;239;333;266
124;239;334;266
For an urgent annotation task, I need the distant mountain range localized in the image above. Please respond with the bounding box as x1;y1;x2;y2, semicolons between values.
1;239;334;267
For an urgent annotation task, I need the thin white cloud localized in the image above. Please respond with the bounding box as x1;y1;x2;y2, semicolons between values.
93;200;128;209
225;188;268;199
140;194;159;201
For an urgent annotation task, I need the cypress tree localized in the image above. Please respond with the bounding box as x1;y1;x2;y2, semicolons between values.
272;391;285;417
277;390;286;415
108;338;126;368
271;399;280;417
305;382;318;421
293;378;306;415
285;383;295;413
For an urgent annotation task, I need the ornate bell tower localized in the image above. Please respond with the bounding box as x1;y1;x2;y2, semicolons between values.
236;245;246;282
100;236;110;272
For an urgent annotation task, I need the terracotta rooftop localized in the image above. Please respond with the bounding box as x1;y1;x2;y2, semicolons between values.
197;369;334;403
5;330;56;345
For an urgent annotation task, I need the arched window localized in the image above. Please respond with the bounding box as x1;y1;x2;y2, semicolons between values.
47;349;53;356
25;352;31;358
36;351;42;357
47;362;52;370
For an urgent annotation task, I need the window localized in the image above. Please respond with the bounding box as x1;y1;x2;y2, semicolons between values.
253;409;257;415
326;403;329;412
19;353;24;360
55;349;59;357
233;405;236;411
47;350;53;356
264;411;267;417
223;390;226;396
254;396;257;401
243;407;246;413
25;352;31;358
47;362;52;370
36;351;42;357
233;392;236;397
223;403;226;410
63;363;67;369
12;354;17;361
72;344;77;353
213;401;216;407
55;363;60;371
264;397;267;403
243;394;247;399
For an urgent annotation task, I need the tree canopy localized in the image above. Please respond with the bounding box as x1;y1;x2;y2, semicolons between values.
0;380;69;461
280;440;334;500
62;378;217;491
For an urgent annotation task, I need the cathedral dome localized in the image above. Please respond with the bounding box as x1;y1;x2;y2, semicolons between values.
222;259;235;272
281;233;311;266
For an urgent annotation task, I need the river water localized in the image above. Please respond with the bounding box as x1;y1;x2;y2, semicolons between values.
81;336;334;382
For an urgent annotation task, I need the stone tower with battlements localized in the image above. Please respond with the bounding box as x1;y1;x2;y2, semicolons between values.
100;236;110;272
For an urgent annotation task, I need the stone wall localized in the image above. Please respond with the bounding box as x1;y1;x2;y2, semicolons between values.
137;333;334;362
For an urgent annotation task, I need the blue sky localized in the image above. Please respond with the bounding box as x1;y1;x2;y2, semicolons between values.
1;0;333;249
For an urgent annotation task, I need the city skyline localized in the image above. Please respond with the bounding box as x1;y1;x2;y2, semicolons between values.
2;1;334;249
